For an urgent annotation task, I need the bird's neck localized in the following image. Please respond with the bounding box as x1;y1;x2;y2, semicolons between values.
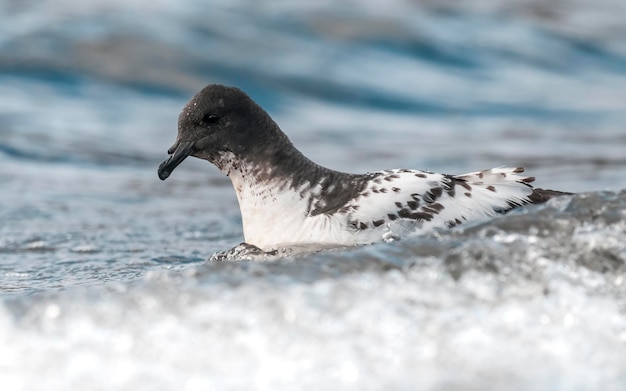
213;150;318;249
212;149;368;250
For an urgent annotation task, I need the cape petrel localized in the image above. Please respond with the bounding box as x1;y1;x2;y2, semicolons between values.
158;84;569;258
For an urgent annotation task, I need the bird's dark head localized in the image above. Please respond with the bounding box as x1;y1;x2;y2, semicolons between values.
158;84;285;180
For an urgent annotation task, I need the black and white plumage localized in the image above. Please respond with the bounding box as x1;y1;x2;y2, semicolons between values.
158;84;568;255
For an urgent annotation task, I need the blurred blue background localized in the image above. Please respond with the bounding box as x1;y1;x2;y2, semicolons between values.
2;0;626;192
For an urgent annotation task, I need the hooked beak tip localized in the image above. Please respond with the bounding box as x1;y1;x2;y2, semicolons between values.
157;160;172;180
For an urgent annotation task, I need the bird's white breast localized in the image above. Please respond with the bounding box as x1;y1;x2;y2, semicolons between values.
223;157;357;251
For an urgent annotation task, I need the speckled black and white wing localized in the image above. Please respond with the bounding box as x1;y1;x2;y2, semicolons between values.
339;167;537;242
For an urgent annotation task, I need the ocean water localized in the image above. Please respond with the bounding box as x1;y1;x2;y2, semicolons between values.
1;0;626;389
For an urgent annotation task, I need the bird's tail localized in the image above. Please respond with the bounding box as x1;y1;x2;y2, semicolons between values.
529;188;573;204
454;167;571;213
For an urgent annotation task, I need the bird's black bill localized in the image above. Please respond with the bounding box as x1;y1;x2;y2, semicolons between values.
158;141;194;180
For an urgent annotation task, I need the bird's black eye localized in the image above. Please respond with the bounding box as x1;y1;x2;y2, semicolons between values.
203;114;220;125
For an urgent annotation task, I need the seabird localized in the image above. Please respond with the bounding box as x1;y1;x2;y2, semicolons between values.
158;84;569;258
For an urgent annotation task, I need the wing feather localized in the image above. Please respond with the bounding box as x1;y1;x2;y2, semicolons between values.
341;167;537;241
